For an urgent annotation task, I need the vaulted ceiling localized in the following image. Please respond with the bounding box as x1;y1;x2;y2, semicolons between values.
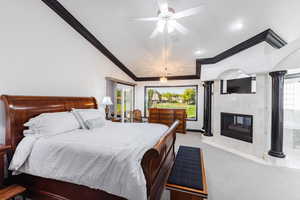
59;0;300;78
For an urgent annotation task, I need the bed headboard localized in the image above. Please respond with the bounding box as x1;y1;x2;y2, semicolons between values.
1;95;97;149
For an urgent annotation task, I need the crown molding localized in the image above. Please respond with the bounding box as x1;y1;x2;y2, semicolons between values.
41;0;287;82
197;29;287;65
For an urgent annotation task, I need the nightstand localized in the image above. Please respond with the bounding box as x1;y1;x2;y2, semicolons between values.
111;118;122;122
0;145;26;200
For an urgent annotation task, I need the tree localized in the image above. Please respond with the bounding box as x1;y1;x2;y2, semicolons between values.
147;89;155;108
183;88;196;104
161;92;173;102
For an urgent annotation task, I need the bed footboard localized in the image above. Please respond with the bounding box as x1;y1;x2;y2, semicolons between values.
141;120;179;200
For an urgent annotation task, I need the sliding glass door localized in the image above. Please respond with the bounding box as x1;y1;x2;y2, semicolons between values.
115;83;134;121
124;87;134;118
115;88;122;117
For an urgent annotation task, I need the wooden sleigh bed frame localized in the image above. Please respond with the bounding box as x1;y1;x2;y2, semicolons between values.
1;95;179;200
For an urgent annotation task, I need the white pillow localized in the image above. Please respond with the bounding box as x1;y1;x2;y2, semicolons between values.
23;129;35;136
71;108;106;129
24;112;80;135
85;117;106;129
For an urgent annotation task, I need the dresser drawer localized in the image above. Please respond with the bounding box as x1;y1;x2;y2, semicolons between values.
148;108;187;134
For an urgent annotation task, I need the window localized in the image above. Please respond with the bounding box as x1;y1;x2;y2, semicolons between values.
144;85;198;121
284;74;300;154
284;82;296;110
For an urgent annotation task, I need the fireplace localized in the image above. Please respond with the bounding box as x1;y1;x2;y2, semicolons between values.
221;113;253;143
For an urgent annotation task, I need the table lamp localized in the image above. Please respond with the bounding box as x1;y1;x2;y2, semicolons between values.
102;96;113;119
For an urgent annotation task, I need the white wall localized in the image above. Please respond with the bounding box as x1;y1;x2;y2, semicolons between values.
135;80;203;130
0;1;134;143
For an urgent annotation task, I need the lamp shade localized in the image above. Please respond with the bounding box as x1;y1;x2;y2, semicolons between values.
102;96;113;105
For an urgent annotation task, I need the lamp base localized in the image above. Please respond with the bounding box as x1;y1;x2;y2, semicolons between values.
105;105;109;120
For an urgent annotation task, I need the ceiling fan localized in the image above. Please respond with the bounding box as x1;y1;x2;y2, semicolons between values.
136;0;204;38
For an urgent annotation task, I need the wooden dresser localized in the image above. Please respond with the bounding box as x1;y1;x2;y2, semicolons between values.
148;108;187;133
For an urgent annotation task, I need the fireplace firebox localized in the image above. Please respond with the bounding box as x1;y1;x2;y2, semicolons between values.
221;112;253;143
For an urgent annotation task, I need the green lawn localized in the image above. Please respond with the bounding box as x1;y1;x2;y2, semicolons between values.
116;104;127;115
155;103;196;119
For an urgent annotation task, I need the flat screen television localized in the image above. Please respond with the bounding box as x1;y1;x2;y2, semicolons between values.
225;77;253;94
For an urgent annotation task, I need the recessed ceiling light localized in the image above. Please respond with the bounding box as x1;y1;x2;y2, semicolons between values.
194;50;205;55
230;20;244;31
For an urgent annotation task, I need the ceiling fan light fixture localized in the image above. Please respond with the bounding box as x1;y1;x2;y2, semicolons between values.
158;6;175;16
167;20;176;33
160;3;169;13
167;24;175;33
157;20;166;32
136;2;203;38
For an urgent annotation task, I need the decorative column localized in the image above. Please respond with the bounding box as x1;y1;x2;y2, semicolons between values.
203;81;214;136
268;70;287;158
202;83;207;131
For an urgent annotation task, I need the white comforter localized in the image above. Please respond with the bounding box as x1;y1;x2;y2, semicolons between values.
9;122;168;200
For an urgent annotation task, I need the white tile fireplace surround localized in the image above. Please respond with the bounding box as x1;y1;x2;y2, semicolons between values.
203;74;300;169
203;74;275;163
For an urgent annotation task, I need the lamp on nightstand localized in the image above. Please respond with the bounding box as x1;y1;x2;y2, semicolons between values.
102;96;113;120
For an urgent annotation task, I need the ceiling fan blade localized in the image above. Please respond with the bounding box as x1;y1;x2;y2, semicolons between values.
172;6;204;19
135;17;159;21
150;26;160;38
173;21;189;34
157;0;169;13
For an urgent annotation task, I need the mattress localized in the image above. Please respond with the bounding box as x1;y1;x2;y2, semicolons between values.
9;122;168;200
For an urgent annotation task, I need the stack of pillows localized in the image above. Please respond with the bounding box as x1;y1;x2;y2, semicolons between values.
24;108;106;136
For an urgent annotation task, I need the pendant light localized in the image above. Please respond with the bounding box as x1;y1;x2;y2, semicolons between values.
160;26;169;83
160;67;168;82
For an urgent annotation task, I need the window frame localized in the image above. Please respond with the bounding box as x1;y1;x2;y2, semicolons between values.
144;85;198;121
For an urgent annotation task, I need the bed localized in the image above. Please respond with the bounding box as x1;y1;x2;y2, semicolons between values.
1;95;179;200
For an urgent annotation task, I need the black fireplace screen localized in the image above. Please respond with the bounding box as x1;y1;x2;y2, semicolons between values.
221;113;253;143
